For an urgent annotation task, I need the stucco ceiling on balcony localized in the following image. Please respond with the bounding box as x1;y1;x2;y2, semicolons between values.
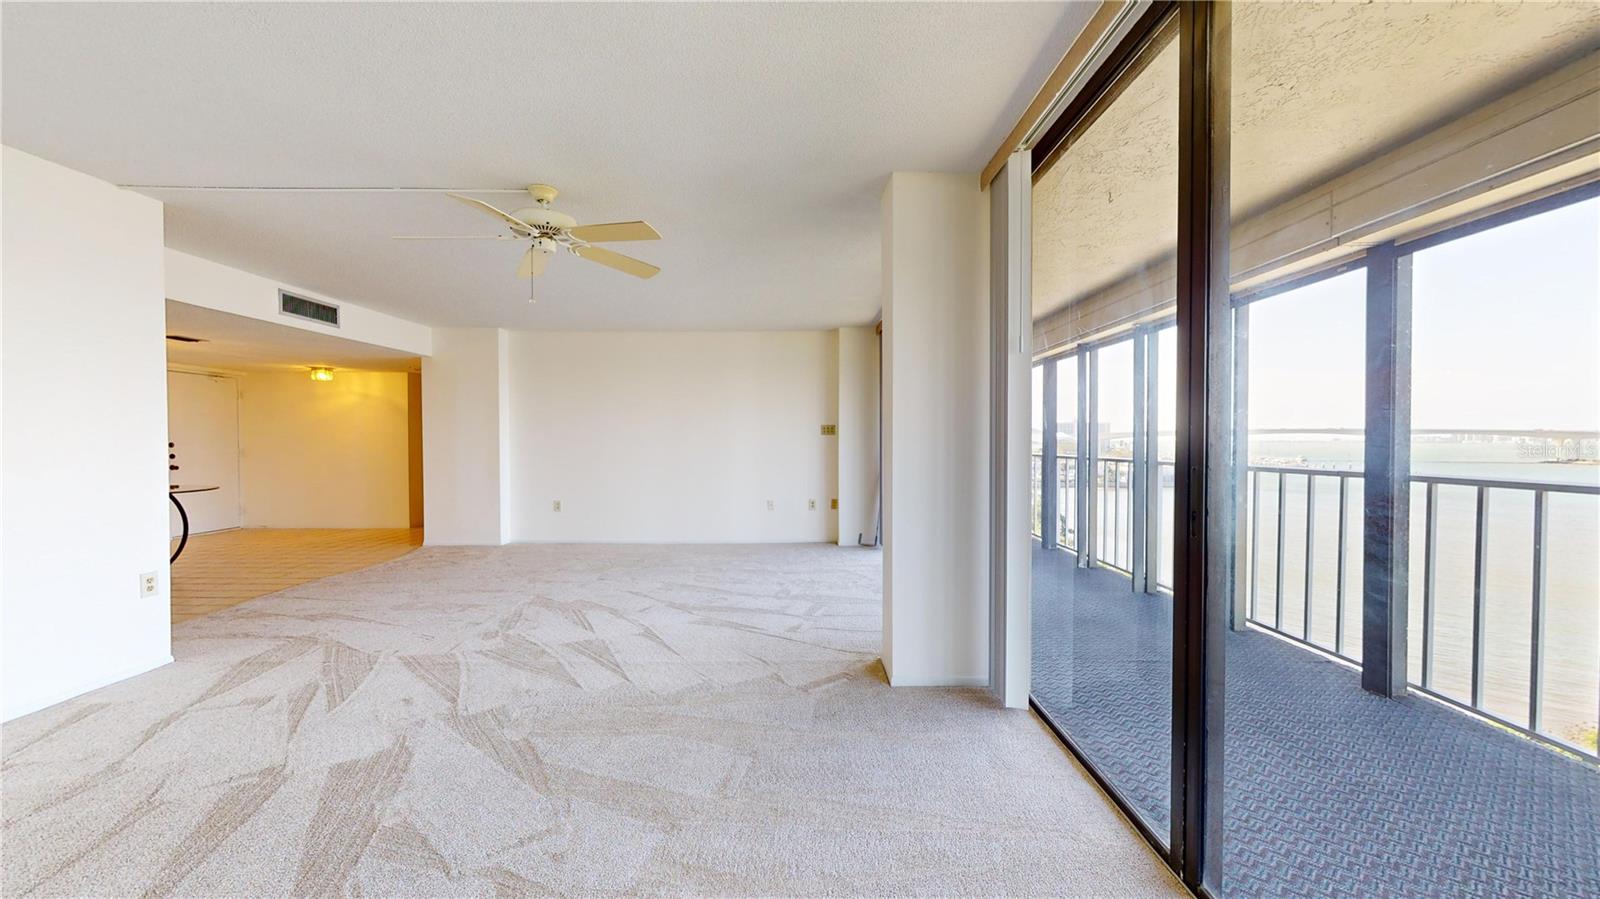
1032;0;1600;321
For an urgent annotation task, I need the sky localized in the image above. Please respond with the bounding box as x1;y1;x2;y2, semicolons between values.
1249;196;1600;432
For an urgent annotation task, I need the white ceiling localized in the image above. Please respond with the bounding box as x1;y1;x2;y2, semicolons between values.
166;301;420;374
2;2;1090;331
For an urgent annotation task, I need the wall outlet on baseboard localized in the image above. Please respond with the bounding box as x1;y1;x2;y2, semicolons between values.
766;499;774;511
552;499;562;512
139;571;159;597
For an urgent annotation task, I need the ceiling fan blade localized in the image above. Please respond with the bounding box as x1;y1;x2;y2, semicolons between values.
575;245;660;280
392;235;521;240
518;247;551;278
446;193;534;233
568;221;661;242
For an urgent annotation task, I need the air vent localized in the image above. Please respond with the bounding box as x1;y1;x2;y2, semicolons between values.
165;334;206;343
279;290;340;328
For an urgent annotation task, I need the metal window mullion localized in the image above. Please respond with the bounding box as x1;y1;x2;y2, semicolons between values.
1172;1;1231;883
1042;361;1060;550
1079;350;1094;569
1132;332;1149;590
1232;305;1251;630
1086;349;1100;567
1529;490;1548;733
1146;328;1165;594
1470;486;1491;708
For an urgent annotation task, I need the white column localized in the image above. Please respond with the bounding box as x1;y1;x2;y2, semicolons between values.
989;152;1033;707
881;172;990;686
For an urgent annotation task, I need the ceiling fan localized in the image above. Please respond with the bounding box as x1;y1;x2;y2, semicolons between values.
394;184;661;282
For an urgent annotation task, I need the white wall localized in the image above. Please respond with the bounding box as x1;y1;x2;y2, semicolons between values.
506;331;839;544
165;248;432;358
881;172;990;686
422;328;509;545
237;370;412;528
2;146;172;721
837;325;881;547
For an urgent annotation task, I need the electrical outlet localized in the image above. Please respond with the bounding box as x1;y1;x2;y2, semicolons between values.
831;498;838;510
766;499;775;511
552;499;562;512
808;499;817;511
139;571;159;597
820;424;837;436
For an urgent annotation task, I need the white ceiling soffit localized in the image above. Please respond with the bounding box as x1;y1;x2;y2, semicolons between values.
1;2;1092;331
165;301;420;374
1032;0;1600;320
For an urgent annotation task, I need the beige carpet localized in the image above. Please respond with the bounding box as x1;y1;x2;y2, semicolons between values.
1;544;1182;897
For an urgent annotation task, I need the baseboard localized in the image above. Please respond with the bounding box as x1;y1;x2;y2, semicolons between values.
504;538;842;546
887;672;990;688
2;653;174;723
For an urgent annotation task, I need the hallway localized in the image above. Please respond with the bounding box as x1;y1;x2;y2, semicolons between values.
170;528;423;622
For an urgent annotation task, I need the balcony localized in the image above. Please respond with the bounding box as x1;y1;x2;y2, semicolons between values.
1030;453;1600;896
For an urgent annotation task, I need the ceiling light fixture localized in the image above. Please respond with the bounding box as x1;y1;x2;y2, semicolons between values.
309;366;335;382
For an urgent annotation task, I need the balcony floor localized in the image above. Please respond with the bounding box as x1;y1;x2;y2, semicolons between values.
1031;543;1600;898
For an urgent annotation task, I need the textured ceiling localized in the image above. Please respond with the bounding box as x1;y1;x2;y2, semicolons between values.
165;301;420;373
1032;0;1600;320
2;2;1089;331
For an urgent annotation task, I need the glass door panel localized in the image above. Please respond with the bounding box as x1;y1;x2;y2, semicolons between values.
1216;2;1600;895
1029;12;1179;846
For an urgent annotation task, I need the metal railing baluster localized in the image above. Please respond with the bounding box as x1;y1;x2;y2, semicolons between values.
1422;481;1438;690
1275;472;1287;629
1112;461;1121;569
1250;469;1261;621
1304;473;1316;643
1335;476;1347;657
1470;486;1490;709
1528;490;1547;734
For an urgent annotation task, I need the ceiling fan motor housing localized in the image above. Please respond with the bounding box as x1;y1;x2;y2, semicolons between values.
511;207;577;234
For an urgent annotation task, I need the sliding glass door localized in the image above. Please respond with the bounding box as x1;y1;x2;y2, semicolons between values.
1018;2;1599;895
1029;7;1179;848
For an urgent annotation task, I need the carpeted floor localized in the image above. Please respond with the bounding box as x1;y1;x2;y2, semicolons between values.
1031;545;1600;899
1;544;1182;898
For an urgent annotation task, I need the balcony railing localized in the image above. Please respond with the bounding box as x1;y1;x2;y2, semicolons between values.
1032;450;1598;759
1245;465;1599;760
